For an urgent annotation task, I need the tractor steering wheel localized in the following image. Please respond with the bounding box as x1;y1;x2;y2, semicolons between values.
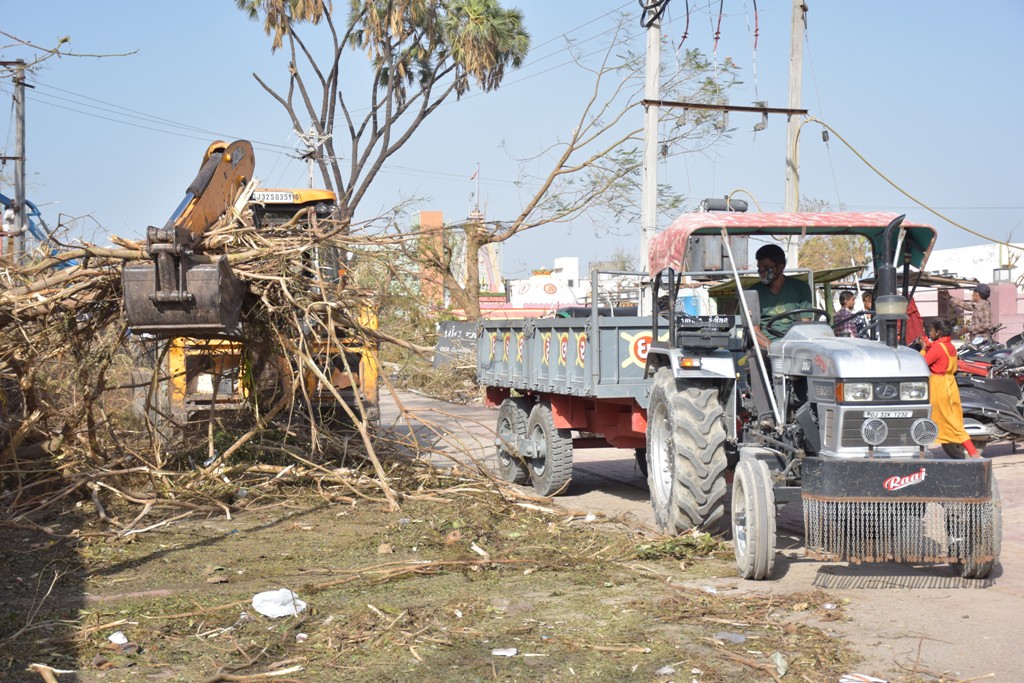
763;307;829;338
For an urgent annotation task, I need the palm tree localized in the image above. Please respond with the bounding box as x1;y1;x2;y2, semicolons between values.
440;0;529;93
235;0;328;51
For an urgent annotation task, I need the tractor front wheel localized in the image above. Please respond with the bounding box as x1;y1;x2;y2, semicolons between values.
731;457;777;580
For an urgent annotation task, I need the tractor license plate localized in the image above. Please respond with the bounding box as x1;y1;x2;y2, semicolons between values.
864;410;912;418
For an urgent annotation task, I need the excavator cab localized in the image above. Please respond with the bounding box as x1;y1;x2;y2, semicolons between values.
250;188;379;421
122;140;254;337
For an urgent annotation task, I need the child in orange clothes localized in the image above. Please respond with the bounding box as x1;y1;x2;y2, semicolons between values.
920;318;979;458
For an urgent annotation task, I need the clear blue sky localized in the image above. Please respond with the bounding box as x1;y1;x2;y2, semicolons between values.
3;1;1023;279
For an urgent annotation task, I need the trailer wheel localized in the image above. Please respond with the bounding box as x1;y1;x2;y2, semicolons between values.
731;458;777;580
951;477;1001;579
646;368;729;534
495;398;531;484
634;448;648;478
526;402;574;496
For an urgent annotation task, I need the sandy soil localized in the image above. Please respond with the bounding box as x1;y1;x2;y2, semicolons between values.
395;390;1024;682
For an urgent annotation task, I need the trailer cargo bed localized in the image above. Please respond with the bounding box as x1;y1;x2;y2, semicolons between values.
477;314;659;405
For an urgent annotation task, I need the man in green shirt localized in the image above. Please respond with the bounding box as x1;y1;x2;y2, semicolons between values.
747;243;812;427
750;243;812;346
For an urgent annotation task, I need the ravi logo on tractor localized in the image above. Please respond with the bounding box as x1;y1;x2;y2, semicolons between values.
883;467;926;492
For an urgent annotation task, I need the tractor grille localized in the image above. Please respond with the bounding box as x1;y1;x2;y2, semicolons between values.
803;496;997;564
839;410;929;449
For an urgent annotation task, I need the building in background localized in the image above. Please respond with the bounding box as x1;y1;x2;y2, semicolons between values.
894;242;1024;343
413;210;446;311
469;207;505;295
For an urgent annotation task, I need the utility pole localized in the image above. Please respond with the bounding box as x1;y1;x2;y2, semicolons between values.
639;2;807;269
1;60;27;261
296;126;330;189
639;4;662;270
783;1;807;266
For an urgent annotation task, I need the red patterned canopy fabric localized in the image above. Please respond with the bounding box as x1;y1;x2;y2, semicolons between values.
647;211;936;276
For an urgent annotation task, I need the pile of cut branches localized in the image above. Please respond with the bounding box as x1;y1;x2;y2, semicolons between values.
0;196;450;535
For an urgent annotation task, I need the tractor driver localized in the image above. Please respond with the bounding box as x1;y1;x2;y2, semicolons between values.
749;243;812;349
746;243;812;427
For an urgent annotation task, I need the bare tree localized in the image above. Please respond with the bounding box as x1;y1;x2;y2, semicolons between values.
426;24;738;316
797;196;871;272
240;4;736;318
238;0;529;228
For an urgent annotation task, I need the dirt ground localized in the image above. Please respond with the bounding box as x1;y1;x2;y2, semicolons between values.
394;390;1024;683
2;391;1022;682
2;477;858;682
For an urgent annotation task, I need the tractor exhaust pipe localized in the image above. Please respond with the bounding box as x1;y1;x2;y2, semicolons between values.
874;214;907;348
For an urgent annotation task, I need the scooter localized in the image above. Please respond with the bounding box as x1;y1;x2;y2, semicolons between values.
958;336;1024;383
956;370;1024;457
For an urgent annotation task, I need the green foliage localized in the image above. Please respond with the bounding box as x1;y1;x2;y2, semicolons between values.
347;0;530;98
634;532;723;560
796;196;871;272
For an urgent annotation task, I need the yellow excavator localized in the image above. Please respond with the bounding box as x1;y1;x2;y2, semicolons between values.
123;141;378;435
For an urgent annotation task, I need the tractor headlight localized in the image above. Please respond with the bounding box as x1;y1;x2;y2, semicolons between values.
842;382;873;402
901;381;928;401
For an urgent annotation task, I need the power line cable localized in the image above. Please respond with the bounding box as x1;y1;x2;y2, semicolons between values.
799;116;1024;252
9;4;642;169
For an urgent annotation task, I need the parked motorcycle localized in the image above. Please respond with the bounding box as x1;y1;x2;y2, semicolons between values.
953;340;1024;457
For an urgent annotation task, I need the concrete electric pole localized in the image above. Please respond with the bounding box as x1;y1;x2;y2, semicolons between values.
297;126;331;189
783;1;808;267
639;4;662;271
1;60;28;261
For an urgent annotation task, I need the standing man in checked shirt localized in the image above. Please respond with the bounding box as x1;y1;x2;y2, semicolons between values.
950;283;995;341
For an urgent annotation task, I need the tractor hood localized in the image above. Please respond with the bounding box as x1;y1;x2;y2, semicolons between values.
767;324;929;379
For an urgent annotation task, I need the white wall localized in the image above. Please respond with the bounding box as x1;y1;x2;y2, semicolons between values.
925;242;1024;285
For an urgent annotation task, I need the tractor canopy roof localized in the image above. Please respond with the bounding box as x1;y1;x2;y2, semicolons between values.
647;211;936;277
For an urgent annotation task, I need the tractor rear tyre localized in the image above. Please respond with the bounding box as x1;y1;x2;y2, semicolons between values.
731;457;777;580
951;476;1001;579
495;398;531;484
526;402;574;496
646;368;729;534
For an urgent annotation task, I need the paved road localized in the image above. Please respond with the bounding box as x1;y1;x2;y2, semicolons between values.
382;391;1024;681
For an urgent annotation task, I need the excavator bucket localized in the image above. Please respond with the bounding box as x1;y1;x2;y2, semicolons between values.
123;256;245;337
123;140;254;338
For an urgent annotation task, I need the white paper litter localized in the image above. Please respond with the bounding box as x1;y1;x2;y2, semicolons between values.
251;588;307;618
